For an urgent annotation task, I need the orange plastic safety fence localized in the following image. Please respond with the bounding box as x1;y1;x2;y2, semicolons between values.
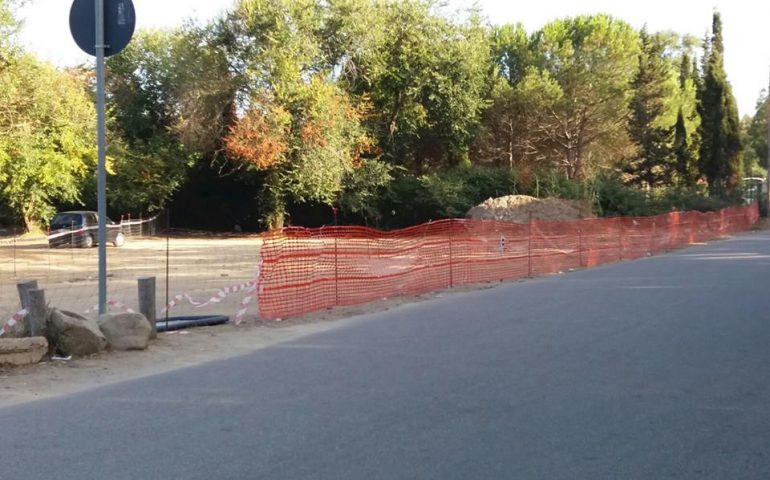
257;204;759;319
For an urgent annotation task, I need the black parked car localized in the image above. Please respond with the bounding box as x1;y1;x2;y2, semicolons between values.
48;211;125;248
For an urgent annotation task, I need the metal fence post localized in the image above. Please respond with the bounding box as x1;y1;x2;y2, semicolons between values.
578;224;584;268
334;234;339;306
528;212;533;277
448;220;454;288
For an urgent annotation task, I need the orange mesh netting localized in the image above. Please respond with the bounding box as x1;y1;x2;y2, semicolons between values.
257;204;759;319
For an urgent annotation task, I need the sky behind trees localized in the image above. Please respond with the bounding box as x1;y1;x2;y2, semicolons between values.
18;0;770;117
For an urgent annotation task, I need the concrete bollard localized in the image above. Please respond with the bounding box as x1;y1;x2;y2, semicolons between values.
16;280;38;310
27;289;47;338
138;277;157;339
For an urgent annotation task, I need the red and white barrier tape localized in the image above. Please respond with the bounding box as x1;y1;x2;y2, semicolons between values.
161;281;256;313
1;309;28;337
162;260;262;325
84;300;136;315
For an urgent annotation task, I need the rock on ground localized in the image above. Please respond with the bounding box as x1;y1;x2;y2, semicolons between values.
466;195;593;223
49;309;107;357
98;313;152;351
0;337;48;366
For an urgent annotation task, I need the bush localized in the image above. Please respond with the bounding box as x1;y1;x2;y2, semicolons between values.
378;166;515;228
589;174;744;218
590;174;650;217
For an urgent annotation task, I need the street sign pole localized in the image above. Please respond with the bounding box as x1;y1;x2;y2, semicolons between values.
70;0;135;316
95;0;107;315
766;66;770;218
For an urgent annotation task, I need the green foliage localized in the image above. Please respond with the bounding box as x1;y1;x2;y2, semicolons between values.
340;0;491;172
380;166;514;228
590;173;740;217
743;92;768;177
625;31;675;187
2;1;755;232
338;159;393;223
105;30;197;214
697;12;743;194
478;15;640;180
491;23;530;87
0;55;95;229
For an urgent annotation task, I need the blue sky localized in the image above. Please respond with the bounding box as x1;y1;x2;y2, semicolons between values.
17;0;770;116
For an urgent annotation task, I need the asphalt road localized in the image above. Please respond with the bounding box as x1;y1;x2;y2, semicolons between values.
2;231;770;479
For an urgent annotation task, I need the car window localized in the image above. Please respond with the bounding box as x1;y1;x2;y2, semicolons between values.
51;213;82;227
86;213;98;226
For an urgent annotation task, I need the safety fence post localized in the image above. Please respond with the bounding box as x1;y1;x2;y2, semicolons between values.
527;212;533;277
578;223;584;268
651;218;657;255
448;220;454;289
334;233;339;306
618;218;623;261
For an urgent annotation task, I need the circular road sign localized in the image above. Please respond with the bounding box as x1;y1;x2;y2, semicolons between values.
70;0;136;57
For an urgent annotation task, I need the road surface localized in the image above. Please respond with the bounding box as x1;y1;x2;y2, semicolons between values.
2;231;770;479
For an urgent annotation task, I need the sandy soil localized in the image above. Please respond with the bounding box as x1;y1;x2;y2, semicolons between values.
1;235;263;323
467;195;593;223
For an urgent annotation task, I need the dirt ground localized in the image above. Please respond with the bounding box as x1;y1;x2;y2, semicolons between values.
467;195;593;223
1;235;263;323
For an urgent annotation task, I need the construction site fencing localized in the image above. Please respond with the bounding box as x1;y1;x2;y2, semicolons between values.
257;204;759;320
1;215;262;337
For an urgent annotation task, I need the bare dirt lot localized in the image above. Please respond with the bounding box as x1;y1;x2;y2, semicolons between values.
1;235;263;322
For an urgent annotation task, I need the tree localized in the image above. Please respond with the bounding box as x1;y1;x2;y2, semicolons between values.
0;56;95;230
338;0;491;172
105;30;197;214
743;92;768;177
220;0;389;228
696;12;742;194
625;31;675;187
491;23;530;87
526;15;640;179
671;52;701;184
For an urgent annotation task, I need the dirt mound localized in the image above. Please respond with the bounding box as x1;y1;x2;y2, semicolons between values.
466;195;593;223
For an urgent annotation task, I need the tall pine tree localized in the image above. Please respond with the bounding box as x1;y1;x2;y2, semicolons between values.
696;12;742;194
626;30;674;188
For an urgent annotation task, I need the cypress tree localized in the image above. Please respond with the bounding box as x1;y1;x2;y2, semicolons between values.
626;30;674;188
671;53;698;184
696;12;742;194
673;108;696;183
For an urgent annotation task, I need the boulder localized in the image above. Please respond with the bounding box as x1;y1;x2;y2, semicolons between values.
0;337;48;366
98;312;152;351
49;309;107;357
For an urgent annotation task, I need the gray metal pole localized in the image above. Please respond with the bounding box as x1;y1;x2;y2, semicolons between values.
95;0;107;314
766;67;770;216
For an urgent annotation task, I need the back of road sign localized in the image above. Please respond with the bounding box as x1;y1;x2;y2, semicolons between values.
70;0;136;57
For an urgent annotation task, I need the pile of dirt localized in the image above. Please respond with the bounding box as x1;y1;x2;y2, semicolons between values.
466;195;593;223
